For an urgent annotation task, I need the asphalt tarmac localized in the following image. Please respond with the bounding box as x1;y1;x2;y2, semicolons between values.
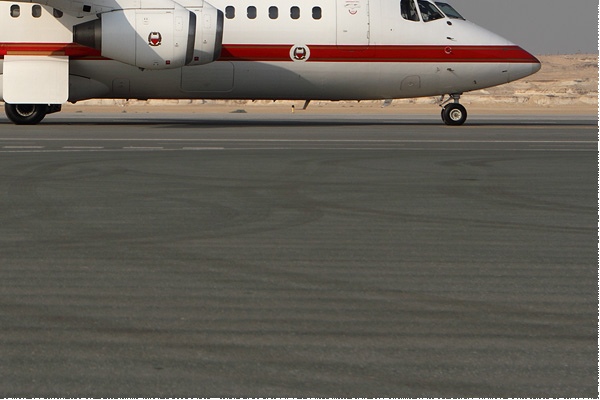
0;113;597;397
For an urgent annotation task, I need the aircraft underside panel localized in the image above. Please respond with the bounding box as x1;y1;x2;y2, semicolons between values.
68;60;511;102
181;62;235;92
3;55;69;104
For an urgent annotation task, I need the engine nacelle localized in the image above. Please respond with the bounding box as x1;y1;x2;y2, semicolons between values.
74;1;223;70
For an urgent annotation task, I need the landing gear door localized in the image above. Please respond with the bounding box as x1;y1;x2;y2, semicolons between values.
336;0;370;45
2;55;69;104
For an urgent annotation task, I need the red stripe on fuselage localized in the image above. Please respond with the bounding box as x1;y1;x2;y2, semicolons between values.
0;43;539;64
220;44;539;63
0;42;101;57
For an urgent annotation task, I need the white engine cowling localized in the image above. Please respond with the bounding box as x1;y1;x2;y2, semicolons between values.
74;1;223;70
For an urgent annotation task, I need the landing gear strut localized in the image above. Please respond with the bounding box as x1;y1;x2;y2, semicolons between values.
439;93;467;126
4;103;61;125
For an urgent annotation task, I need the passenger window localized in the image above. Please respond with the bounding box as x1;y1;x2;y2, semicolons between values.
290;6;300;19
32;4;41;17
417;0;443;22
312;6;322;19
269;6;278;19
247;6;256;19
400;0;418;21
225;6;235;19
53;8;63;18
10;4;20;18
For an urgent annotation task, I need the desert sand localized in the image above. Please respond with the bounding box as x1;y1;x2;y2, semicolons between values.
59;54;598;116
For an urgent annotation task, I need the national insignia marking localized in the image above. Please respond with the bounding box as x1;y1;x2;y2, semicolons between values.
290;45;310;62
148;32;162;47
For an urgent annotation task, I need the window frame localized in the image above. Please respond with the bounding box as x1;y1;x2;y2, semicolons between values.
269;6;278;19
225;5;235;19
10;4;20;18
400;0;419;22
32;4;42;18
312;6;322;20
247;6;257;19
434;2;464;20
290;6;300;19
416;0;444;22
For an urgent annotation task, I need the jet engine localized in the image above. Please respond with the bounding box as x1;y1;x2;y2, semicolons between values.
73;1;223;70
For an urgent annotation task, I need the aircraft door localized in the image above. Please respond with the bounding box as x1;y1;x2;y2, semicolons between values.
336;0;370;45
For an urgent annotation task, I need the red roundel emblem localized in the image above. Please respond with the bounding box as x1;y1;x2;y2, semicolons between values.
148;32;162;47
294;47;307;60
290;44;310;62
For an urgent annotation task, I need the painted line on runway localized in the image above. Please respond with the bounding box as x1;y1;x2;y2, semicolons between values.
0;138;596;144
3;145;45;149
62;146;105;149
123;146;164;150
224;147;596;152
0;147;595;153
182;147;225;150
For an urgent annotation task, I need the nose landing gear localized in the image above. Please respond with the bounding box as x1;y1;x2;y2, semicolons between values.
439;93;467;126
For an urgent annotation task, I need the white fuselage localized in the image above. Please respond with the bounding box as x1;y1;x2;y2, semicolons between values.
0;0;540;103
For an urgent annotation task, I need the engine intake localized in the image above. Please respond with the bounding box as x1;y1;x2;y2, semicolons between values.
74;0;223;70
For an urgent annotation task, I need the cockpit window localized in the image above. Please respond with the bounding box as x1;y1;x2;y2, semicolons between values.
435;2;464;19
401;0;419;21
417;0;443;22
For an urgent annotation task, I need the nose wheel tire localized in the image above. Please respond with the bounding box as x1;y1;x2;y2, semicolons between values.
441;103;467;126
4;103;49;125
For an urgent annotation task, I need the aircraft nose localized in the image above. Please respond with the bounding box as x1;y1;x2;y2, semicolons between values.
508;48;541;82
531;58;542;74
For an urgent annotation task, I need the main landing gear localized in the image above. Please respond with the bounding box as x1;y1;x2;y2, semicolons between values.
439;93;467;126
4;103;61;125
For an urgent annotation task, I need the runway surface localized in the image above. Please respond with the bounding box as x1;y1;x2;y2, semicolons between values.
0;113;597;397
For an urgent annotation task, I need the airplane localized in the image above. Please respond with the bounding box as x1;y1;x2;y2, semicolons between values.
0;0;541;125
